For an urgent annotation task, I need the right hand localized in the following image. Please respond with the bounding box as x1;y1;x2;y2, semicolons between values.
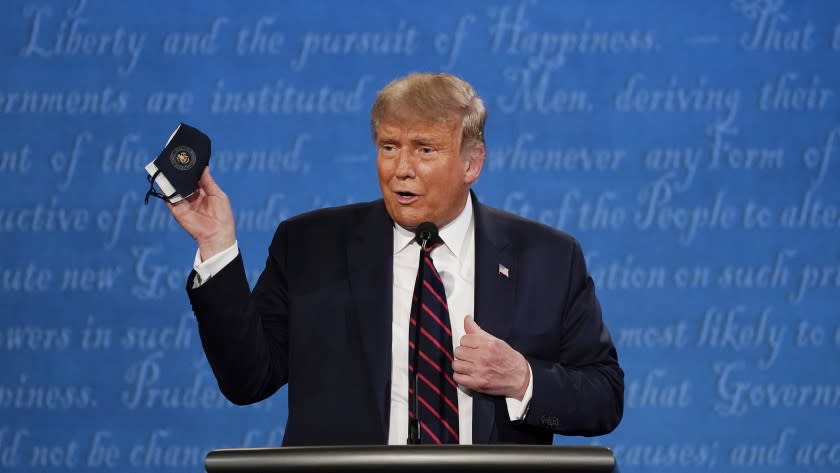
167;167;236;261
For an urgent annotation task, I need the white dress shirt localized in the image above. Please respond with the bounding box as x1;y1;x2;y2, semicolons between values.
386;196;532;444
193;196;533;444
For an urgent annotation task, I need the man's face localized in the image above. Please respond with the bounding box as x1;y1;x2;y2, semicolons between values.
376;117;483;231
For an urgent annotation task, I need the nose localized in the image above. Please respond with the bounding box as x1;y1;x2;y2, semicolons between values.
394;150;414;179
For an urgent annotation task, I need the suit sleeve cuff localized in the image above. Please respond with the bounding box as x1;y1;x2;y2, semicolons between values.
505;362;533;421
192;241;239;288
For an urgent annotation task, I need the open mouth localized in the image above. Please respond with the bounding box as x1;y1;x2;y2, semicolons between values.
394;191;419;203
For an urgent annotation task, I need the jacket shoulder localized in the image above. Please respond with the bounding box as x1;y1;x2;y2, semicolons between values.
478;203;581;251
280;199;385;232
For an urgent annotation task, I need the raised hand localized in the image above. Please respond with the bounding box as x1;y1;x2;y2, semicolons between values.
167;167;236;261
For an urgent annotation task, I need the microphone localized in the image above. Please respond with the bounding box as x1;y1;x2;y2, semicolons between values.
415;221;438;250
408;222;438;445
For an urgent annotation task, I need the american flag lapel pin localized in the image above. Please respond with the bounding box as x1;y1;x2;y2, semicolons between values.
498;263;509;278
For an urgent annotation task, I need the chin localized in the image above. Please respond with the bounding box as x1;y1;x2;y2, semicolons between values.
389;211;422;231
394;218;421;231
385;200;437;230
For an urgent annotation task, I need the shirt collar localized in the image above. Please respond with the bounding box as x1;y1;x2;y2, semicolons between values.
393;194;473;258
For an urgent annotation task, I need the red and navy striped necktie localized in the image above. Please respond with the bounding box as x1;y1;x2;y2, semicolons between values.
408;237;460;444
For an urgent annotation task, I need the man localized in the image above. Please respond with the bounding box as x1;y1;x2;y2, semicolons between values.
169;73;623;446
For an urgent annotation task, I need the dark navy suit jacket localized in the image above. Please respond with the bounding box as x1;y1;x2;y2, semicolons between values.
187;193;623;446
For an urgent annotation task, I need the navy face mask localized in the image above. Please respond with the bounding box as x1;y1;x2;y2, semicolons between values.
144;123;211;204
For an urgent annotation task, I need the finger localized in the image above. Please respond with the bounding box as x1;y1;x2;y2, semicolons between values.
452;359;472;374
186;188;206;210
458;334;482;349
454;346;477;362
453;371;478;385
464;315;484;335
199;167;224;196
453;372;482;392
453;372;470;385
183;187;203;206
167;196;191;216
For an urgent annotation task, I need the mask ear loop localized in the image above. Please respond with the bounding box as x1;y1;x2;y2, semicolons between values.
144;169;178;205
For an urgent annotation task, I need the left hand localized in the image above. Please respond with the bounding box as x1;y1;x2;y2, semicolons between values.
453;316;530;400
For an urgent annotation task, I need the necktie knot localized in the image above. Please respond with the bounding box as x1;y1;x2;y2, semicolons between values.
423;235;444;253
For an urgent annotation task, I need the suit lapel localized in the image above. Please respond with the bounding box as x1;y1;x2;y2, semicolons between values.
471;192;517;444
347;201;394;441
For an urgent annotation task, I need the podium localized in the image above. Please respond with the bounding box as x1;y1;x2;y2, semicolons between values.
205;445;617;472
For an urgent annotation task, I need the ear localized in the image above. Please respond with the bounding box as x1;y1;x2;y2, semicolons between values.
462;142;485;185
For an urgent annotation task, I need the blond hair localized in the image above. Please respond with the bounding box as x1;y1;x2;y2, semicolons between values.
370;72;486;151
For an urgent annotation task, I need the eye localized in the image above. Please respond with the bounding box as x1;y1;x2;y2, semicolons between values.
419;146;434;155
381;144;397;153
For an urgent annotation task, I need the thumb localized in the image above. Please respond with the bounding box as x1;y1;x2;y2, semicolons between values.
464;315;483;334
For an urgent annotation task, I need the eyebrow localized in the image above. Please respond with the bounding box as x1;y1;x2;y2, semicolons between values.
411;137;437;146
377;134;441;145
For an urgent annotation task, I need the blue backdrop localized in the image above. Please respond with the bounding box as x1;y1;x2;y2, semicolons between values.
2;0;839;471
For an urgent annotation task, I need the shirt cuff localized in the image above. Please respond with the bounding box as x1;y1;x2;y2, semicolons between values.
192;241;239;288
505;362;533;421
